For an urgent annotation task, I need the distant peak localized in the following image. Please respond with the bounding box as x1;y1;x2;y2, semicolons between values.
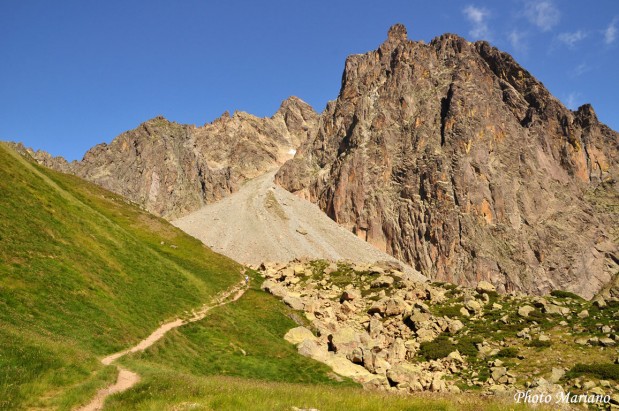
278;96;313;111
387;23;408;42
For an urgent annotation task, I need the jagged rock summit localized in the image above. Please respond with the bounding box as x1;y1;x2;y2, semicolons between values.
276;24;619;299
30;96;318;218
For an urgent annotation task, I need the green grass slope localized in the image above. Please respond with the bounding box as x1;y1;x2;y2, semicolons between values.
0;144;530;411
0;143;241;409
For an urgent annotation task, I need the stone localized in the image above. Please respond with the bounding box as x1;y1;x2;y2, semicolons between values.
328;327;361;356
284;326;316;345
599;337;616;347
582;381;596;390
447;319;464;334
261;280;288;298
490;366;507;381
384;297;408;316
538;334;550;342
448;351;464;363
593;298;607;309
577;309;589;319
297;339;329;362
388;338;407;363
430;374;447;392
548;367;565;383
386;362;422;385
283;294;305;310
464;299;482;314
341;289;361;302
324;355;376;380
347;347;364;364
476;281;496;294
518;305;535;318
371;275;394;288
543;304;570;316
416;328;436;343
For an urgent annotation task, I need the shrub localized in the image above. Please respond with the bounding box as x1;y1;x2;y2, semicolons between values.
566;363;619;381
496;347;519;358
550;290;583;300
454;336;482;358
434;304;464;319
527;339;551;348
419;335;453;361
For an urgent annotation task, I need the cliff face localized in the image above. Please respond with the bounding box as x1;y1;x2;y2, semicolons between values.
32;96;318;219
276;24;619;298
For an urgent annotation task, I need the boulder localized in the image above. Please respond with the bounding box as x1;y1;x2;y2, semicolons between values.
577;309;589;319
386;362;422;385
548;367;565;383
284;326;316;345
371;275;394;288
518;305;535;317
447;319;464;334
325;355;376;380
283;294;305;310
476;281;496;294
385;297;408;316
464;299;482;314
448;351;464;363
328;327;360;355
297;339;329;362
543;304;570;316
347;347;364;364
599;337;616;347
261;279;287;298
341;289;361;302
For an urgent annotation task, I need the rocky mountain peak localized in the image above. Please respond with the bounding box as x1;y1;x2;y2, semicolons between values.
386;23;408;43
276;24;619;298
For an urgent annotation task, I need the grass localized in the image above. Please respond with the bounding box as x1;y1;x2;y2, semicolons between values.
121;277;354;385
102;371;532;411
0;143;240;409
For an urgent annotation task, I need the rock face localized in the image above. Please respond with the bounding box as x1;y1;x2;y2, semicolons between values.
276;24;619;298
31;96;318;219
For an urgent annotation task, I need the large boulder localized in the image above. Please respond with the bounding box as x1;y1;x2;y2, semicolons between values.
476;281;496;294
284;326;316;345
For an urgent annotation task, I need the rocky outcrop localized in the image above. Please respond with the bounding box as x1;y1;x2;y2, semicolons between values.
259;260;619;398
276;24;619;298
30;96;318;219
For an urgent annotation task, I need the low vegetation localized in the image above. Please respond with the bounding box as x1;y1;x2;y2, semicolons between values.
0;144;239;409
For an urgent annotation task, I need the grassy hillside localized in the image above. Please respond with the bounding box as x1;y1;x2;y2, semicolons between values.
101;275;533;411
0;144;530;411
0;143;241;409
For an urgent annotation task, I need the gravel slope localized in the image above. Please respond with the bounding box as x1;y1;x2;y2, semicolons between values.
173;170;425;281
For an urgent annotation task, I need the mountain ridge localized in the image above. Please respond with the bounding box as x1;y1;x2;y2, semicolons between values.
18;23;619;299
26;96;318;219
275;24;619;299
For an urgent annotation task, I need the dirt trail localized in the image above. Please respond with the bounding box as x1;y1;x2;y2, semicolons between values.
173;170;426;282
77;281;247;411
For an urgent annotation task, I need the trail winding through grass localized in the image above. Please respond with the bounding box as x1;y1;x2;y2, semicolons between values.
77;281;248;411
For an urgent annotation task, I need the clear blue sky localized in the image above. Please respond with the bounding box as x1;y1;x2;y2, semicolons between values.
1;0;617;161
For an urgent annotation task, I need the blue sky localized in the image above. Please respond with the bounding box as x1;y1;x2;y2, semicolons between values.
1;0;617;161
